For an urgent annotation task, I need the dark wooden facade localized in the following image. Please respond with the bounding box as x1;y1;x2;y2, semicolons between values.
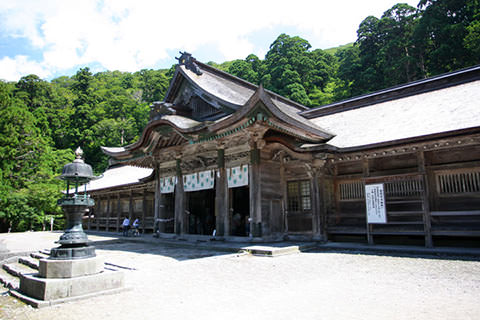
87;54;480;247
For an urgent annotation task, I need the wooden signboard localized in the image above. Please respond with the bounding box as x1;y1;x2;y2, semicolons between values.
365;183;387;224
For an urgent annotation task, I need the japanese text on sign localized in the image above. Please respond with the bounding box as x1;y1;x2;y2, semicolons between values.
365;183;387;224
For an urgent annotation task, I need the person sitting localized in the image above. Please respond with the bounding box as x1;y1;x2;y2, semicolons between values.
132;218;140;236
122;217;130;237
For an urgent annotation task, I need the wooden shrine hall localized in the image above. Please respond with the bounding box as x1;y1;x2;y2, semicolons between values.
84;52;480;247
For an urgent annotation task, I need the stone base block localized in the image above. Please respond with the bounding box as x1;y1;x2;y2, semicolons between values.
50;244;96;260
39;256;104;279
19;269;124;301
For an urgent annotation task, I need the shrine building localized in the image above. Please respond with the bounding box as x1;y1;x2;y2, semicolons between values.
83;53;480;247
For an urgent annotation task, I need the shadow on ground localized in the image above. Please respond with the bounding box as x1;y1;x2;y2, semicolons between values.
92;240;235;263
306;247;480;262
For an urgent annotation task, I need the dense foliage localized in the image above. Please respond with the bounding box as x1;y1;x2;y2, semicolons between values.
225;1;479;103
0;0;478;232
0;69;170;232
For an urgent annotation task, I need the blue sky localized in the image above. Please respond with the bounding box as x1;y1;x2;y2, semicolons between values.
0;0;419;82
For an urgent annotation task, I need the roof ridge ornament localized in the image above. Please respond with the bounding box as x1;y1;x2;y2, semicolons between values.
176;51;203;76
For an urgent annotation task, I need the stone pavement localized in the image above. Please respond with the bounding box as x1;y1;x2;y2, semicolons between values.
1;231;480;320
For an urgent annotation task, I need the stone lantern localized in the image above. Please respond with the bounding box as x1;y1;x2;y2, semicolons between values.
18;147;124;306
52;147;98;259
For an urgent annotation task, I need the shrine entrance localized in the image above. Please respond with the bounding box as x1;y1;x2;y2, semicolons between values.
187;189;216;235
230;186;250;236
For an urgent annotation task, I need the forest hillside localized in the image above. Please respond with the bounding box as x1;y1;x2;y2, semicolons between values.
0;0;478;232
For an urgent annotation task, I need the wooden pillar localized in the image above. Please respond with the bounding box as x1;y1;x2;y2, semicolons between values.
142;189;147;234
174;158;186;235
363;159;374;245
310;168;320;237
249;142;262;237
88;196;94;230
215;148;229;237
129;190;133;220
154;165;161;232
418;151;433;248
159;181;167;233
96;197;101;231
106;195;111;232
311;162;327;241
115;192;122;232
280;158;288;235
318;168;328;240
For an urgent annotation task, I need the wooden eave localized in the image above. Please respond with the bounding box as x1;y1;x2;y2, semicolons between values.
206;85;334;142
303;126;480;155
102;117;210;160
164;65;240;114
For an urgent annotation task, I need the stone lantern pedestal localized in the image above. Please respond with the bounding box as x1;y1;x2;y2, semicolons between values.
17;148;125;307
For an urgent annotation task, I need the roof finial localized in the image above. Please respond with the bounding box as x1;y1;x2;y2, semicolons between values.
176;51;203;76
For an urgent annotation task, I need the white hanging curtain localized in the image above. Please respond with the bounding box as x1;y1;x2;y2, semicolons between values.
183;170;215;192
160;176;176;194
227;165;249;188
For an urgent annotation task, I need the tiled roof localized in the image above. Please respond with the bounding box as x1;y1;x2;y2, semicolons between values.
79;165;153;192
309;80;480;148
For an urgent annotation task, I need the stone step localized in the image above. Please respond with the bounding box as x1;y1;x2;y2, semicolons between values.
3;262;38;278
0;267;20;290
39;249;50;256
19;256;39;270
30;252;49;260
240;244;315;257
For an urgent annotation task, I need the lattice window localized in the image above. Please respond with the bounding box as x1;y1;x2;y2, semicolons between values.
339;180;364;200
287;180;311;212
436;169;480;195
384;179;423;198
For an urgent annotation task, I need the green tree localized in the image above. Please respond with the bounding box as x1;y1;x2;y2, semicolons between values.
335;45;363;97
227;59;259;84
415;0;480;75
0;97;72;232
378;3;424;85
355;15;384;93
136;69;170;103
263;34;336;106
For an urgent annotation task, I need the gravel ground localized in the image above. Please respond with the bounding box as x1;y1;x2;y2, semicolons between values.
1;241;479;320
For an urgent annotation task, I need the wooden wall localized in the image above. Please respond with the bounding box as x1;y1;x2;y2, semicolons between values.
85;187;156;233
325;140;480;246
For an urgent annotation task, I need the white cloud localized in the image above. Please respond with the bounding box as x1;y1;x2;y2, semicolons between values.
0;55;51;81
0;0;419;81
